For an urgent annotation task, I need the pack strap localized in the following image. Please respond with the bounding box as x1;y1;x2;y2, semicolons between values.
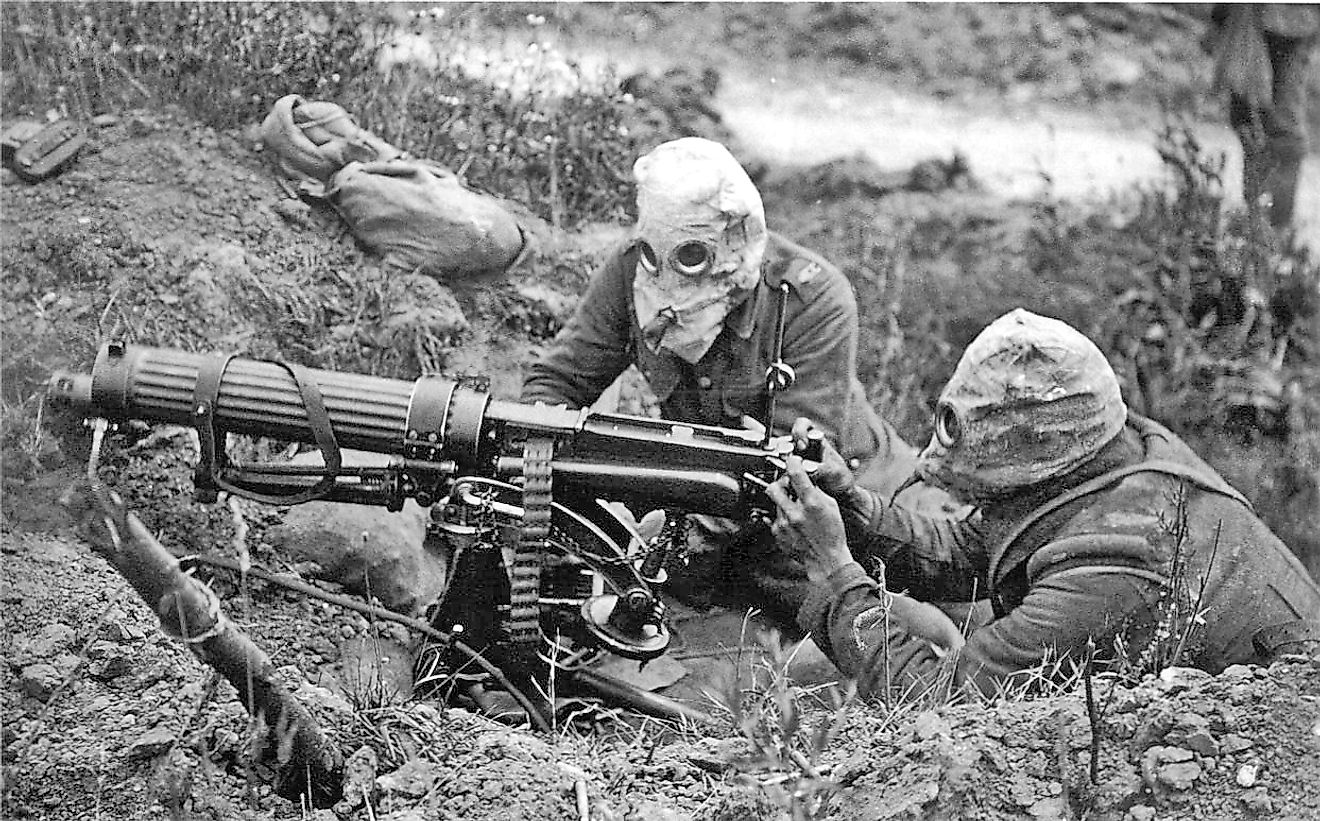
988;459;1252;591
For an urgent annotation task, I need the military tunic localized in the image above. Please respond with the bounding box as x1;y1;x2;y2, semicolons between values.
522;231;912;489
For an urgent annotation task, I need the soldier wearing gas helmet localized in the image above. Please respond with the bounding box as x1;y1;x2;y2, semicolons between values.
767;309;1320;699
522;137;932;626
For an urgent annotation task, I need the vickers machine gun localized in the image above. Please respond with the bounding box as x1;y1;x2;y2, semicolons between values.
47;340;821;721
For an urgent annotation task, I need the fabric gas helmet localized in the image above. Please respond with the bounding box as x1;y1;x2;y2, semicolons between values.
630;138;768;365
910;309;1128;505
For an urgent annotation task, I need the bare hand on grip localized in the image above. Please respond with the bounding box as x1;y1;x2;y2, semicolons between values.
766;455;853;583
789;417;855;498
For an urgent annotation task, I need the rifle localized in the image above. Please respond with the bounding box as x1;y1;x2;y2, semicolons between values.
47;341;818;716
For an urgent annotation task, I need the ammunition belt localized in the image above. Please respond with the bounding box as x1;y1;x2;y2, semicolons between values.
507;436;554;658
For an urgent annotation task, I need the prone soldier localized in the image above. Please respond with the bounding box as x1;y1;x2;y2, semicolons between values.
767;309;1320;697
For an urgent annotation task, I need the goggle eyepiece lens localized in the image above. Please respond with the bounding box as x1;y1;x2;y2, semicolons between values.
934;402;962;448
672;241;713;277
637;241;660;274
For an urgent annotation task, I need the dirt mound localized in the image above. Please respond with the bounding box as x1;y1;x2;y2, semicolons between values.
823;662;1320;820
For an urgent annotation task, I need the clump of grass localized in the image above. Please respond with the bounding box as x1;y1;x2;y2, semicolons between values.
1089;124;1320;571
1093;125;1319;439
708;625;856;821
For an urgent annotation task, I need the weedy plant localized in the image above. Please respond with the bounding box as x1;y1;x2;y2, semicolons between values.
712;626;856;821
1090;123;1320;572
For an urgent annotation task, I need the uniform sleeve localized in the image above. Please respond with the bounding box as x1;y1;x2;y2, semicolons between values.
797;563;962;700
799;534;1164;699
773;274;862;441
839;488;994;601
520;252;634;408
953;535;1163;695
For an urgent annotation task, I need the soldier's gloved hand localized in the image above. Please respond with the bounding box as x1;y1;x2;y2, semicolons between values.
766;455;852;583
789;417;854;498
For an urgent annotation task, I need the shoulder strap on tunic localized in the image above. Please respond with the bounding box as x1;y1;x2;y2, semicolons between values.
988;459;1252;591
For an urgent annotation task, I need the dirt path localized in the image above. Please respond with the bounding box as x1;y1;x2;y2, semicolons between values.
716;68;1320;246
558;36;1319;246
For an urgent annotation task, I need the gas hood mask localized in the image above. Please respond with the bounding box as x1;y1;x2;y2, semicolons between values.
904;309;1128;506
630;138;768;365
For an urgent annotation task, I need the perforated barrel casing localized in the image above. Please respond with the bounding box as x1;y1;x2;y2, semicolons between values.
86;344;419;453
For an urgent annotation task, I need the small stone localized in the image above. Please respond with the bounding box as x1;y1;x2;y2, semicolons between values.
1220;664;1253;679
35;623;76;653
271;198;313;224
126;727;176;761
19;664;62;701
1028;797;1066;820
103;620;147;642
88;648;135;682
1221;734;1253;754
51;653;81;677
557;762;588;781
376;759;442;798
831;755;869;786
1157;746;1194;763
1157;761;1202;790
1128;805;1156;821
1158;667;1212;692
1179;727;1219;757
1093;53;1144;90
1240;787;1272;814
91;114;120;127
913;710;951;740
1236;763;1259;787
333;745;378;813
687;750;731;775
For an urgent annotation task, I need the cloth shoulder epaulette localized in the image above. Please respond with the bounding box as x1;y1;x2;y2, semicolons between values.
763;232;843;302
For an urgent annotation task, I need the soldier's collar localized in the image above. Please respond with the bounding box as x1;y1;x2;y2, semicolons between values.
729;252;803;340
729;281;762;340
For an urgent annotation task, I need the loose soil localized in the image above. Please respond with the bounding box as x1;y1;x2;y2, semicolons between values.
4;7;1320;821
